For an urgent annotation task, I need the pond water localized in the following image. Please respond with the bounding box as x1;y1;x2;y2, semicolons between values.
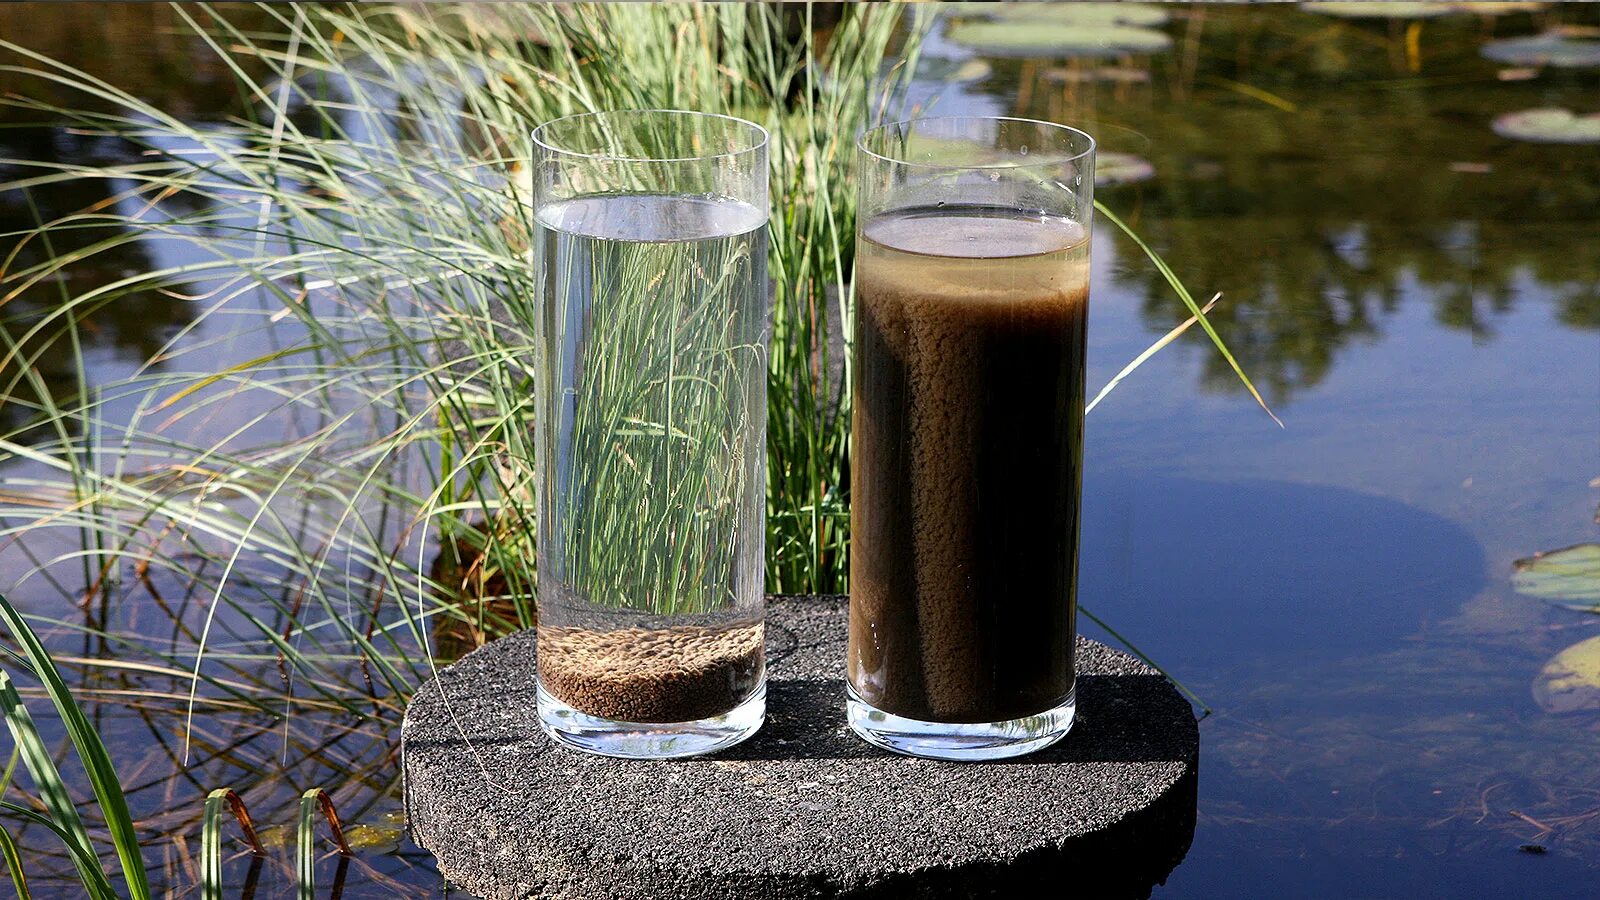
1;3;1597;897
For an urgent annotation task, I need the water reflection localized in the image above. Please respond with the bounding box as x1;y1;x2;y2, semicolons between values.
0;4;284;438
0;3;272;121
923;4;1600;892
0;127;198;436
952;4;1600;403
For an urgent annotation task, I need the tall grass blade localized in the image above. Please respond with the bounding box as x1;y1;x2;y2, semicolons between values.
0;801;114;900
0;747;17;805
202;787;263;900
297;787;350;900
1079;604;1212;717
0;671;105;896
1087;293;1222;415
0;826;31;899
1094;200;1283;427
153;347;319;413
0;669;111;890
0;592;152;899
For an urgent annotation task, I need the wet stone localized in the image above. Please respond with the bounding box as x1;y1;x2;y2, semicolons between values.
402;595;1200;900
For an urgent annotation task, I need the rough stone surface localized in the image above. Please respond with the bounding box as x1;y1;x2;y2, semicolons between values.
403;596;1198;899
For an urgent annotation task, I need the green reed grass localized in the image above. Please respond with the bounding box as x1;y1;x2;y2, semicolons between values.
0;1;926;645
0;824;29;898
537;209;765;616
0;584;347;897
0;589;147;899
0;3;1268;894
0;3;926;889
0;0;1272;719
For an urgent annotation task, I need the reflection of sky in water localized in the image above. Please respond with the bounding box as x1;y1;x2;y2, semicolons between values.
1082;237;1598;895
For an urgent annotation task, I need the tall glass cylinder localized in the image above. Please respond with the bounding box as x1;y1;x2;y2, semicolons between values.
849;116;1095;760
531;110;769;759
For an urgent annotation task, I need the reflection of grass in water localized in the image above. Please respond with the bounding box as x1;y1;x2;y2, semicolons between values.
544;217;763;616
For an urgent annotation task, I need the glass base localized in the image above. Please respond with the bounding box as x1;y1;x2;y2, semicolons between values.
846;683;1075;761
537;680;764;759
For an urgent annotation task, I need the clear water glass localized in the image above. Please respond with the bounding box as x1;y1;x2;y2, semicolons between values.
531;110;769;758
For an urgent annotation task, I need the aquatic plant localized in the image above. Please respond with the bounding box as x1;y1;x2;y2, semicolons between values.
944;3;1176;59
1515;535;1600;713
1492;107;1600;144
1482;28;1600;68
0;3;927;890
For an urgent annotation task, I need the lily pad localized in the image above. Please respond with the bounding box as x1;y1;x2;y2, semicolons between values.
1042;66;1151;84
951;59;994;83
946;20;1173;59
1482;30;1600;68
1512;543;1600;611
1451;2;1547;14
343;821;406;853
253;824;293;851
873;133;1007;167
916;56;993;84
941;2;1006;18
1495;66;1541;81
1300;2;1459;19
1532;634;1600;713
1095;152;1156;186
992;2;1171;27
1492;108;1600;145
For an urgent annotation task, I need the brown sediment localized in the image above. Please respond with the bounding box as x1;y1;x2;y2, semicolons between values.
538;622;763;723
849;210;1087;724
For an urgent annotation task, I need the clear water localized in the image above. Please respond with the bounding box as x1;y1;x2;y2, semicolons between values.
532;194;768;628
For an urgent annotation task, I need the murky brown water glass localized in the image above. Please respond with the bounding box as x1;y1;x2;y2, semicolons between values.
849;116;1094;760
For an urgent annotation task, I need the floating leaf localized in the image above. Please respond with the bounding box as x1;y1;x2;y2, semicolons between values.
1482;31;1600;68
1043;66;1151;84
941;2;1003;18
946;20;1172;58
1300;2;1459;19
872;133;1006;167
340;822;405;854
1452;2;1547;14
915;56;993;83
1512;543;1600;611
951;59;993;82
1305;0;1544;14
1492;108;1600;145
1095;152;1156;186
251;825;293;851
1532;635;1600;713
948;2;1170;27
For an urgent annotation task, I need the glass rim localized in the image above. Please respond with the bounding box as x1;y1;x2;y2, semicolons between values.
857;115;1095;171
531;109;769;163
